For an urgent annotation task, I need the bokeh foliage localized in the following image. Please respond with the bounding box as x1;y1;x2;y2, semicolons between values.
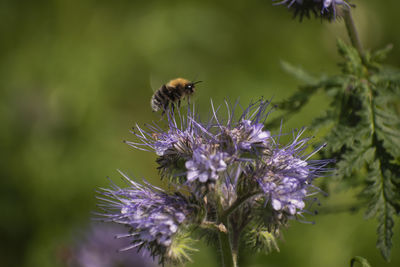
0;0;399;266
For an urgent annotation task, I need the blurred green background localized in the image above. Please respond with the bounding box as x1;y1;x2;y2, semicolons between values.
1;0;399;266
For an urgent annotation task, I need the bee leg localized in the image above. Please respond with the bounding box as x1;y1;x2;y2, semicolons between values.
171;103;175;113
178;100;181;108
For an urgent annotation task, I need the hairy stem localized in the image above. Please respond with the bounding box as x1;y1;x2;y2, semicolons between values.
217;215;235;267
222;191;261;218
217;200;236;267
343;8;364;59
231;228;240;266
217;191;261;266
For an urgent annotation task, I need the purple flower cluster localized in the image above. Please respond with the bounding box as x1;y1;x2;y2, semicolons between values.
185;145;228;183
129;100;330;213
126;110;197;158
129;100;274;186
97;172;194;258
273;0;352;20
99;99;332;263
235;119;271;151
255;129;329;215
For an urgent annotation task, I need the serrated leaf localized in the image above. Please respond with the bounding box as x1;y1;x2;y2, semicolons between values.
310;110;335;130
376;201;395;261
337;146;375;180
270;38;400;262
376;68;400;85
337;39;365;77
280;61;318;84
323;124;370;153
265;84;319;129
371;44;394;63
373;88;400;157
363;158;400;261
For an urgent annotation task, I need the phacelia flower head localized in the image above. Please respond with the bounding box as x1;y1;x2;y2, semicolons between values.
126;99;330;203
125;109;198;157
125;109;201;180
219;118;271;155
97;171;197;263
255;128;332;215
273;0;352;21
185;145;229;183
68;224;157;267
236;119;271;150
213;100;272;154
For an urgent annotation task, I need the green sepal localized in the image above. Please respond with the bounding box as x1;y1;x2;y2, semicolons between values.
165;229;199;265
244;226;280;255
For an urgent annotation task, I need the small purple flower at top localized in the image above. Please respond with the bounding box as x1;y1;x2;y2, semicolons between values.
185;145;229;183
273;0;352;20
320;0;352;17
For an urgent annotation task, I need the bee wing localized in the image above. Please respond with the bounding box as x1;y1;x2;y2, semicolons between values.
149;74;164;93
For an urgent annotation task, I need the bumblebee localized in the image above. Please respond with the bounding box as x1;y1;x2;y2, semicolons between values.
150;78;201;114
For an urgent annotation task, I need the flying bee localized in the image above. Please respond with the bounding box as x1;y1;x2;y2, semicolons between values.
150;78;201;114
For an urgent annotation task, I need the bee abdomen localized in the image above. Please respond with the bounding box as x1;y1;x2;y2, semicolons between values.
151;95;161;111
151;85;170;112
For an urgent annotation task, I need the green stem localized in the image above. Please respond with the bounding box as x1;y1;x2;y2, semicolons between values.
217;214;235;267
231;228;240;266
222;191;261;219
216;191;261;267
343;8;364;59
216;193;236;267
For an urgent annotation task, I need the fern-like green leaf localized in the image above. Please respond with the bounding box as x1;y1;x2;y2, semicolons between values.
337;145;374;180
280;61;319;84
363;154;400;261
337;39;366;77
373;86;400;157
268;40;400;261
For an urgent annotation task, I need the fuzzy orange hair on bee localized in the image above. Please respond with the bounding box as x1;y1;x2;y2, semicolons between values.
150;78;201;114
